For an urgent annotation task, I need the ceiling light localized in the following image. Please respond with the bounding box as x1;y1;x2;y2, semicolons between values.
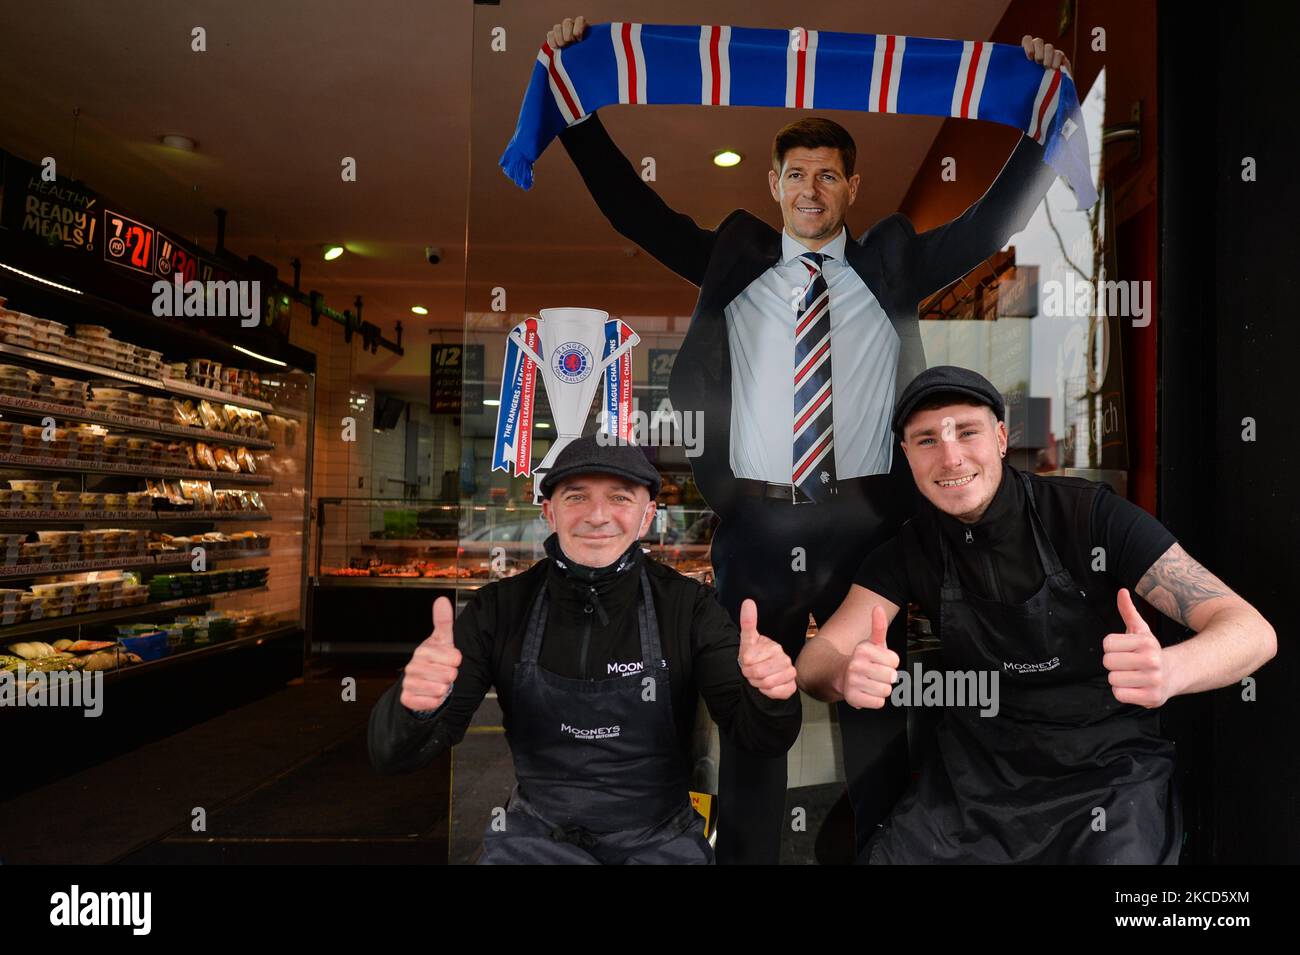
323;244;344;261
712;149;742;167
160;134;198;151
411;305;428;315
483;398;501;407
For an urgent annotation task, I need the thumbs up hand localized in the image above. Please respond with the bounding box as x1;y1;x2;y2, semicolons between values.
737;598;799;700
1102;588;1169;709
843;605;900;710
400;596;463;713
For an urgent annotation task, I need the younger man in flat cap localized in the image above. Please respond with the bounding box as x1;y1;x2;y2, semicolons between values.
369;434;802;864
796;366;1276;863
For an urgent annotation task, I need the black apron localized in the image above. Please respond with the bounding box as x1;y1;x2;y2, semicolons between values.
478;565;710;864
866;470;1181;864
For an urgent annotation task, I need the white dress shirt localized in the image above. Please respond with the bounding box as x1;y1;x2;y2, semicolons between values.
725;226;899;483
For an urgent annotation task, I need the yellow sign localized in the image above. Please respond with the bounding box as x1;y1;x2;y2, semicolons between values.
689;791;714;837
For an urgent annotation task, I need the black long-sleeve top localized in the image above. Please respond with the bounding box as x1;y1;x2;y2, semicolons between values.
368;536;801;775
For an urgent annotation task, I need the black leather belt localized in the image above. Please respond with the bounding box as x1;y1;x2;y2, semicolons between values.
735;479;814;503
735;477;879;504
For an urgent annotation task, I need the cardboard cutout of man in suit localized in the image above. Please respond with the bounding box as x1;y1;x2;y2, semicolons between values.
549;15;1065;863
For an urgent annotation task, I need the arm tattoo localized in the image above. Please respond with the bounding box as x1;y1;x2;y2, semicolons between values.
1135;543;1233;627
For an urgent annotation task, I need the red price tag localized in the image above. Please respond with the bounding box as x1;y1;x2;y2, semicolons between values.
104;209;156;275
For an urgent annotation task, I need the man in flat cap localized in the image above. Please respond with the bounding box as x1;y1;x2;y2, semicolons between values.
369;434;802;864
796;366;1277;863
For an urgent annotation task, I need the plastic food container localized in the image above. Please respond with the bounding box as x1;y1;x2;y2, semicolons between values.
36;530;81;544
30;581;70;597
91;387;133;400
8;480;58;492
117;632;168;661
20;540;52;559
74;434;104;456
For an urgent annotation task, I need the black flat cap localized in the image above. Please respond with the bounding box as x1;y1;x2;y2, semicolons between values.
893;366;1006;438
539;433;662;499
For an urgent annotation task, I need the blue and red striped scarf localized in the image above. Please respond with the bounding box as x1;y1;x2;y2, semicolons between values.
500;22;1096;210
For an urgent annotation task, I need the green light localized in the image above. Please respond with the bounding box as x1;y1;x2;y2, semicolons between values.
411;305;429;315
712;150;742;168
323;245;344;261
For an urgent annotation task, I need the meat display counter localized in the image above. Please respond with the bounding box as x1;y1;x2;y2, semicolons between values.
309;499;717;654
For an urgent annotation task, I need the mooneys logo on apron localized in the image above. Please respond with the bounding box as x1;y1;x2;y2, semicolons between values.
1003;657;1061;674
606;657;667;676
560;722;621;740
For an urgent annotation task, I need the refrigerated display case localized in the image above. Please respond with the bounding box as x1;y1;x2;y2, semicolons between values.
0;278;314;690
310;497;467;655
309;498;717;653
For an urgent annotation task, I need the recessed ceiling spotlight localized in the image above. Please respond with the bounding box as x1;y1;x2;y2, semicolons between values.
160;134;198;151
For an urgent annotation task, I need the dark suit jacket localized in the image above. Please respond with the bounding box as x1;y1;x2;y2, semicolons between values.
559;114;1056;518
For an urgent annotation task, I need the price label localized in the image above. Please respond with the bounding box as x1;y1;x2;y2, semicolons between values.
154;232;199;284
104;209;156;275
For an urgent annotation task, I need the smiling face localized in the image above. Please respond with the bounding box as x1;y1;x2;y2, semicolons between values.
768;147;859;249
541;474;656;567
900;402;1008;523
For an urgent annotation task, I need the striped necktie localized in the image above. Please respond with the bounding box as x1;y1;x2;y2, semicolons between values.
792;251;838;501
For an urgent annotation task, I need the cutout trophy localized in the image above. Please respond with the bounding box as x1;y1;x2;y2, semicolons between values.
491;307;640;503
